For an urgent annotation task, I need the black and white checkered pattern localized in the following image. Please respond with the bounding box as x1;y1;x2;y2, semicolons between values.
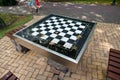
30;16;86;49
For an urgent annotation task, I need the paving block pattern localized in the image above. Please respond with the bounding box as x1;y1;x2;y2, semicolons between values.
0;16;120;80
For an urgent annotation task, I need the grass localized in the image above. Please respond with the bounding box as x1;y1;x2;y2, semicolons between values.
0;13;33;38
45;0;120;5
70;0;120;5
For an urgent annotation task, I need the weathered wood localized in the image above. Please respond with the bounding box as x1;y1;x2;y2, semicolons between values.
107;48;120;80
0;71;18;80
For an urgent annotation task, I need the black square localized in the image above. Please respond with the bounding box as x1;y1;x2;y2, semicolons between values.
60;26;65;29
58;41;65;46
45;28;50;31
37;29;42;32
53;27;58;30
51;24;56;26
70;29;76;32
47;37;53;42
64;34;71;38
67;39;75;44
56;35;62;39
46;32;52;36
62;30;68;33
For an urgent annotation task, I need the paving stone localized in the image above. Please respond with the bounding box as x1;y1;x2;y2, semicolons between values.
39;65;46;74
52;75;59;80
59;72;65;79
71;73;80;79
20;75;26;80
44;71;53;77
0;18;120;80
50;67;60;75
65;71;71;77
46;65;51;72
32;69;39;78
64;77;75;80
26;72;33;78
36;74;47;80
19;69;28;75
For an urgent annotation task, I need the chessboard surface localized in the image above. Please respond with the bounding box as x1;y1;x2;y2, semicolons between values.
15;14;96;59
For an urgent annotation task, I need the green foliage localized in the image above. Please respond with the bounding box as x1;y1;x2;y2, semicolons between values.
0;0;18;6
44;0;120;5
0;13;33;38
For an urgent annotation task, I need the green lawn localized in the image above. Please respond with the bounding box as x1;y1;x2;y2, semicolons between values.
70;0;120;5
0;13;33;38
45;0;120;5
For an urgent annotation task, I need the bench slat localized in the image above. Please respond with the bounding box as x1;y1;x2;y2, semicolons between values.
110;52;120;58
108;71;120;80
108;66;120;74
109;56;120;63
8;75;18;80
109;60;120;68
0;71;13;80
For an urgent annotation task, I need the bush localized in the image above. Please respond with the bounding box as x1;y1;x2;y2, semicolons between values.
42;0;64;1
0;0;18;6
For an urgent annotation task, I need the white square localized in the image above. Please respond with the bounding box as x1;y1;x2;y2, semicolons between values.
32;28;38;31
61;37;69;42
50;34;57;38
41;35;48;40
76;22;82;25
67;31;74;35
59;18;64;21
47;23;52;26
39;23;45;27
61;21;66;24
57;28;63;32
32;32;39;36
51;39;59;44
53;19;58;22
75;30;82;34
67;20;72;23
56;25;61;28
40;27;46;30
62;24;68;27
46;20;51;23
48;26;54;29
49;30;55;33
59;33;65;36
69;23;75;26
70;36;77;41
63;43;73;49
51;16;57;19
54;22;59;25
72;26;78;30
41;31;47;34
80;25;85;29
65;27;71;31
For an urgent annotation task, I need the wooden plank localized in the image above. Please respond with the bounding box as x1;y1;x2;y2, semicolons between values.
109;56;120;63
109;60;120;68
0;71;13;80
110;48;120;54
108;71;120;80
108;66;120;74
8;75;17;80
110;52;120;58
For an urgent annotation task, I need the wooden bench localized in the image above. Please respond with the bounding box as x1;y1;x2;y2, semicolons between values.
0;71;19;80
107;48;120;80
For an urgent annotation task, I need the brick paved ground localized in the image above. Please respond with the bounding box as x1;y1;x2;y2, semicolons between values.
0;16;120;80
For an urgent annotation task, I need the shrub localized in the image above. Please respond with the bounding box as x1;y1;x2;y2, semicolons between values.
0;0;18;6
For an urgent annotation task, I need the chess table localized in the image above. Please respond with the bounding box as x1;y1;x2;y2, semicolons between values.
13;14;96;69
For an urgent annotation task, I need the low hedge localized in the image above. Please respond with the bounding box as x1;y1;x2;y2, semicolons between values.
0;0;18;6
